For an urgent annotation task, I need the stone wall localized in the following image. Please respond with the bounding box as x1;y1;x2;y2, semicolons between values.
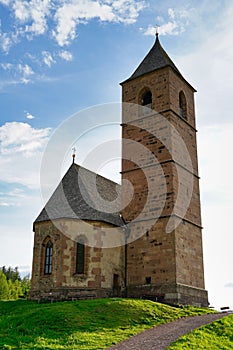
121;65;208;306
30;219;125;301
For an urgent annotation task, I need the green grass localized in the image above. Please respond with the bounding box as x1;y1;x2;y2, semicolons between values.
167;313;233;350
0;298;214;350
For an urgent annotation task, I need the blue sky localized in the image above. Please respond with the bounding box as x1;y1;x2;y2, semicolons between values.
0;0;232;310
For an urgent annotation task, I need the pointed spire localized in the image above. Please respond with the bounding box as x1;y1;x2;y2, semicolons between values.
121;34;182;84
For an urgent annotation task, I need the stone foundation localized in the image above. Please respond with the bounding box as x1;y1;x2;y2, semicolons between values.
127;282;208;307
29;286;125;302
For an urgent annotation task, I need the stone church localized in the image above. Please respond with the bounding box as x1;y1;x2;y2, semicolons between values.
30;34;209;306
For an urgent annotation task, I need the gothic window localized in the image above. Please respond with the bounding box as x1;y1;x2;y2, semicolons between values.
44;240;53;275
141;90;152;109
140;89;152;116
76;240;85;274
179;91;187;119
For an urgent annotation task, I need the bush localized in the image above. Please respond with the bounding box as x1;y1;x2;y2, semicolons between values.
0;271;8;300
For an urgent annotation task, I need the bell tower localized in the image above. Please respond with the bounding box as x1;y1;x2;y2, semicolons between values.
121;34;208;306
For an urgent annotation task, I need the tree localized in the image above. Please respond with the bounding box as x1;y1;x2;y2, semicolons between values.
1;266;21;282
0;270;9;300
8;279;18;300
21;274;31;298
0;267;31;300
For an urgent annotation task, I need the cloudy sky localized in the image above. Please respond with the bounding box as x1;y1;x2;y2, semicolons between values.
0;0;232;310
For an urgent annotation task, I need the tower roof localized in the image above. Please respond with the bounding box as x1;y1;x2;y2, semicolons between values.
121;34;195;90
34;163;124;227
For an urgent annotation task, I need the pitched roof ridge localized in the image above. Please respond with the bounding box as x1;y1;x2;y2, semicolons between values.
34;162;123;227
73;163;120;186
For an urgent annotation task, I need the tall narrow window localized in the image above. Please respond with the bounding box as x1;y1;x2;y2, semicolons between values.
141;90;152;108
44;240;53;275
141;90;152;116
76;240;85;274
179;91;187;119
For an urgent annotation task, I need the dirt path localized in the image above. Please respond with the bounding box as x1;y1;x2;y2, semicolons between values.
107;313;228;350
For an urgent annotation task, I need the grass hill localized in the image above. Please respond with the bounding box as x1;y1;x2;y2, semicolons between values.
167;312;233;349
0;298;230;350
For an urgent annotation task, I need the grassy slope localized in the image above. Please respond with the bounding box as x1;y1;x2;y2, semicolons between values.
167;313;233;350
0;299;214;350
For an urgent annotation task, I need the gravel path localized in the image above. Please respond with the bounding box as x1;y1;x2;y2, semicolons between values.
107;313;228;350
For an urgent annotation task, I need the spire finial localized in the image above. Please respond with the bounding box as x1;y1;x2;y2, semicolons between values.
72;147;76;164
155;24;160;38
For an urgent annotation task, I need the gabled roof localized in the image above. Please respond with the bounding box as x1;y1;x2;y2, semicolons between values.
34;163;124;227
121;34;195;90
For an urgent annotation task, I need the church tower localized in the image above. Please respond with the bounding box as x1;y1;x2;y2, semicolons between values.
121;34;208;306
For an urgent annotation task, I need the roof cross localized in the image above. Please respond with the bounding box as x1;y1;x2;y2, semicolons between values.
155;24;160;37
72;147;76;163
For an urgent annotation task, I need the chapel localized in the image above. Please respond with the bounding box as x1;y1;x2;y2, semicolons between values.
30;34;209;306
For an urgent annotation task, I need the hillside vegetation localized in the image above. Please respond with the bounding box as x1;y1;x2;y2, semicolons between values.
168;313;233;349
0;298;214;350
0;267;30;300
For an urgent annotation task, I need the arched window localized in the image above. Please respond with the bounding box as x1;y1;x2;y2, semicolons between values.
76;240;85;274
140;89;152;116
179;91;187;119
141;90;152;108
44;240;53;275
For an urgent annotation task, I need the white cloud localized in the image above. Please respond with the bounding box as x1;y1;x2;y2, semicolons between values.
13;0;51;36
42;51;56;67
15;63;35;83
110;0;145;23
1;0;145;49
18;63;34;77
0;122;51;188
144;7;189;36
0;186;36;208
1;63;13;70
59;50;73;61
0;33;11;52
0;61;60;86
8;188;26;197
0;0;144;81
0;122;50;157
168;8;175;19
0;202;12;207
52;1;112;46
26;112;35;120
144;22;182;36
0;188;23;204
0;30;19;53
0;122;51;189
52;0;145;46
0;0;11;6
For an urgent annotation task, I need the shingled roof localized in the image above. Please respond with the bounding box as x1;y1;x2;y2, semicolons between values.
34;163;124;227
121;34;194;90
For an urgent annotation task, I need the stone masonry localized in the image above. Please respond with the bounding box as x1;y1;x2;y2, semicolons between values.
121;47;208;306
30;219;125;300
30;35;208;306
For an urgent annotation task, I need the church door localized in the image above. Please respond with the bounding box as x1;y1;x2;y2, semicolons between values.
113;274;120;297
